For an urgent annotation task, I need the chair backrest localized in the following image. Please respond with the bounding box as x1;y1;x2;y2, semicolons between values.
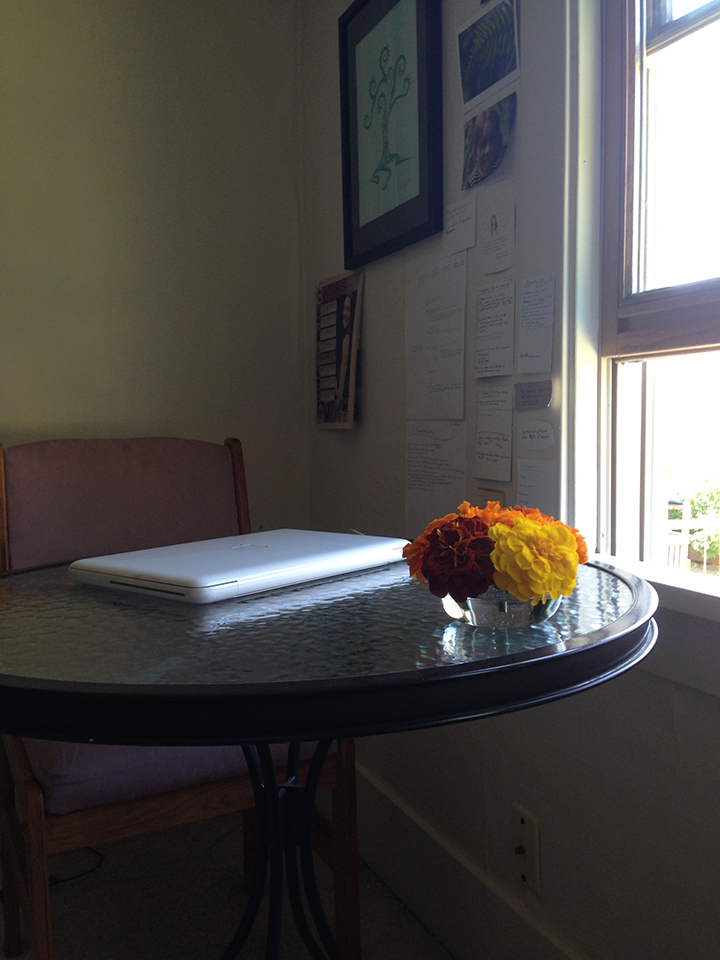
0;437;250;574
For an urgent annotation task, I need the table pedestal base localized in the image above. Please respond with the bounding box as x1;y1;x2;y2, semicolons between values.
221;740;344;960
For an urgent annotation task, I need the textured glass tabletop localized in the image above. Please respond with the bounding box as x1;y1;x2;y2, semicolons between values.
0;562;636;687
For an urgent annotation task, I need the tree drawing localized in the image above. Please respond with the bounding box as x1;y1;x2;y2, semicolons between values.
363;45;412;190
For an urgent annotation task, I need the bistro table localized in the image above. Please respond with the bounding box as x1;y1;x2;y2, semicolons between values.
0;559;657;959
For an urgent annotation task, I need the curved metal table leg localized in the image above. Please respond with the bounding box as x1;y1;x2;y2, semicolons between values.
221;739;346;960
219;745;270;960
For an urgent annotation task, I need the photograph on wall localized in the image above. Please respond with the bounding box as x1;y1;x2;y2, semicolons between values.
462;91;516;190
315;270;364;429
457;0;519;114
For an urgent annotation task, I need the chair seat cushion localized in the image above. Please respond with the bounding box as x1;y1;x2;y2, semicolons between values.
23;738;322;815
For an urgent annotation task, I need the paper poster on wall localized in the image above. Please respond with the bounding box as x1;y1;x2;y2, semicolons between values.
516;458;558;517
518;274;555;374
457;0;519;114
406;420;467;538
462;92;517;190
475;278;514;378
444;195;476;253
405;252;467;420
477;178;515;273
475;385;512;482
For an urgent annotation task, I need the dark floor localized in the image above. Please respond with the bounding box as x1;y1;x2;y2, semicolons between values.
3;812;454;959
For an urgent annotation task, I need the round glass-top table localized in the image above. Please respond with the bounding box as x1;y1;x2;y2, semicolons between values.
0;560;657;745
0;559;658;960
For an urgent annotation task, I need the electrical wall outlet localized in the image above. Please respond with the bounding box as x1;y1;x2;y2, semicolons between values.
511;802;541;895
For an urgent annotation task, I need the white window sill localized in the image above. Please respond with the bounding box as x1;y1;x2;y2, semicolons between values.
593;553;720;699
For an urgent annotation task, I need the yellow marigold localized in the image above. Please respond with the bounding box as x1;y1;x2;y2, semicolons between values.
489;516;580;605
493;504;589;565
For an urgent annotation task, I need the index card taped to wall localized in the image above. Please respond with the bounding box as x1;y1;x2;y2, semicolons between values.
444;195;476;253
516;458;558;517
477;178;515;274
405;252;467;420
514;380;553;410
475;278;514;378
475;386;512;482
518;275;555;374
518;420;555;451
406;421;467;538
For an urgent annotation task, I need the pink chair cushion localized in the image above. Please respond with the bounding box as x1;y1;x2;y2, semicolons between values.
5;437;241;571
4;436;316;820
23;739;326;815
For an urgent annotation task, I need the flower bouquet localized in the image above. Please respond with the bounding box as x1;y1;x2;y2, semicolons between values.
403;501;588;624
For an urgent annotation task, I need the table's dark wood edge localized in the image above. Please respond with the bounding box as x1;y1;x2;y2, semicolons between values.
0;562;658;745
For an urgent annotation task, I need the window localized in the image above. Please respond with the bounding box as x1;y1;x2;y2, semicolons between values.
613;349;720;573
603;0;720;575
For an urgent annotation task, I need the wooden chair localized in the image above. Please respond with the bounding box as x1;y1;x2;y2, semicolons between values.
0;437;360;960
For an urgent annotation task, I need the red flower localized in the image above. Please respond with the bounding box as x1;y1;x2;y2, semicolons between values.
420;516;495;602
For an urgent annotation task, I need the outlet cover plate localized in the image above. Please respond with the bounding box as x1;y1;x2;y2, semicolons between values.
511;802;541;895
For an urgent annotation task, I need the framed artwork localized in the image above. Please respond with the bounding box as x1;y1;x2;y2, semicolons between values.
339;0;443;270
316;270;364;429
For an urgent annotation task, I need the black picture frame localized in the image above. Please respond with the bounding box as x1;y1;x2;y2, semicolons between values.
339;0;443;270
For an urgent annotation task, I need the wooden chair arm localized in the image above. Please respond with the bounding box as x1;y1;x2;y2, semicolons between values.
1;736;46;824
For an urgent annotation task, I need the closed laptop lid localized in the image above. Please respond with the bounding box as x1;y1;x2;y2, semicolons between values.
68;528;409;604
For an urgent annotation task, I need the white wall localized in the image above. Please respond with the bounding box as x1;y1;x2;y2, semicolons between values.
301;3;720;960
0;0;309;532
301;0;579;539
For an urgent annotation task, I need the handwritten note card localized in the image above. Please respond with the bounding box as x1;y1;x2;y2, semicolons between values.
406;253;467;420
518;275;555;374
475;385;512;482
475;278;514;378
444;195;476;254
518;420;555;451
514;380;553;411
516;458;558;516
406;421;467;537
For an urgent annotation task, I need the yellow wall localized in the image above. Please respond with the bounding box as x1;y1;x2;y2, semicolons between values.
0;1;309;531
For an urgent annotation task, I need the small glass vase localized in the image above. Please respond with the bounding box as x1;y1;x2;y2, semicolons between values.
442;585;562;627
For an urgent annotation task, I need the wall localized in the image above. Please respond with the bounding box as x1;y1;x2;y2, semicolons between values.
301;0;580;539
0;1;309;532
302;0;431;539
301;3;720;960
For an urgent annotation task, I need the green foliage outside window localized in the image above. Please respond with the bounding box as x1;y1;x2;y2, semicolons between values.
688;485;720;560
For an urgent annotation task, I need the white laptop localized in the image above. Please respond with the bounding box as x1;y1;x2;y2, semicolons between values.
68;528;409;604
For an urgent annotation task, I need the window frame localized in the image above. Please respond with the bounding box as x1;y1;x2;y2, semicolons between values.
601;0;720;359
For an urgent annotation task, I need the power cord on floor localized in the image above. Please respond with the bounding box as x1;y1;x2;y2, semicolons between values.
0;846;105;902
48;847;105;888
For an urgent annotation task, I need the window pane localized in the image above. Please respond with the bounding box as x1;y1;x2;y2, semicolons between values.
671;0;715;19
640;19;720;291
615;351;720;576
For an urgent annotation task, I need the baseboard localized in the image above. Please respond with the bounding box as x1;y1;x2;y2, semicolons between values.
356;763;589;960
